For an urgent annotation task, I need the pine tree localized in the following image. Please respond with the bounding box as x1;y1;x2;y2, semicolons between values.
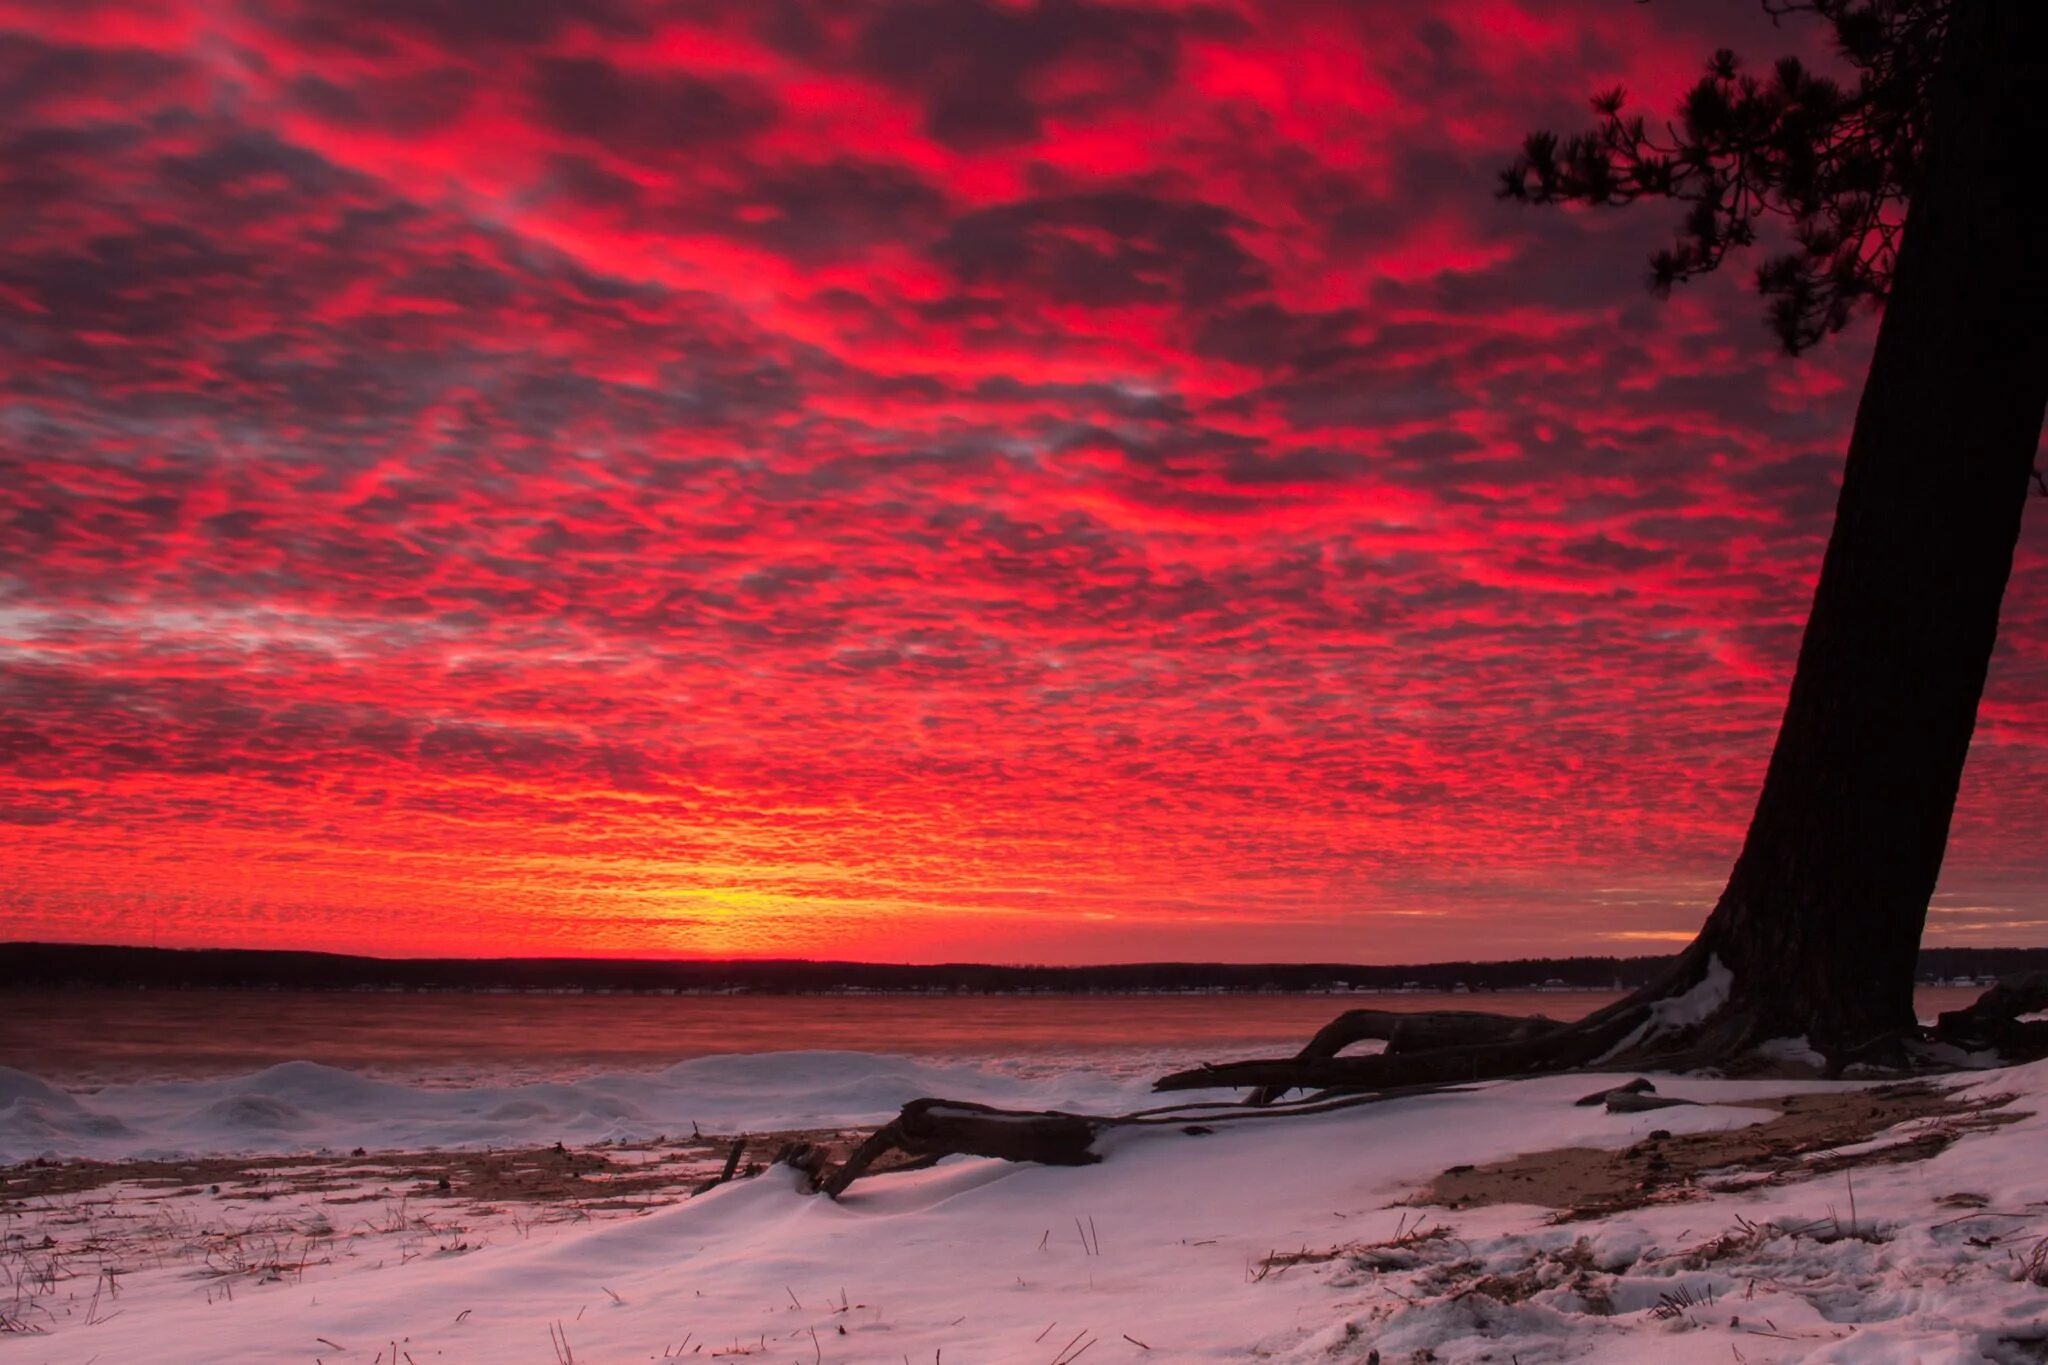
1159;0;2048;1093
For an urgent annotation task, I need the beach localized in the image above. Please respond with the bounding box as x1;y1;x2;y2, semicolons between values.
4;990;2044;1362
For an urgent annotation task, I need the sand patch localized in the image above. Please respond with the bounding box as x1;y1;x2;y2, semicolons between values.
0;1125;893;1216
1423;1079;2024;1218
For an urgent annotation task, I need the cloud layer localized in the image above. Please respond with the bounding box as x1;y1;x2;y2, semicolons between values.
3;0;2045;960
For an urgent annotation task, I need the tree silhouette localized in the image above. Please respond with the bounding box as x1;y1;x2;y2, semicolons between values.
1156;0;2048;1096
1502;0;1940;355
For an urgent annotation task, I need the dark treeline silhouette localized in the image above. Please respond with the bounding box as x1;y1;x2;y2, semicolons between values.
4;942;2041;995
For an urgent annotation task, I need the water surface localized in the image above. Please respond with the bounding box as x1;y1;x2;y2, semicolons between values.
1;986;1989;1087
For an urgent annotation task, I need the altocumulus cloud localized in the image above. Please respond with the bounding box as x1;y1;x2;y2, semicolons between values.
1;0;2044;960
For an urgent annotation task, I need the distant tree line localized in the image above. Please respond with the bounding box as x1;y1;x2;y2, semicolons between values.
3;942;2041;995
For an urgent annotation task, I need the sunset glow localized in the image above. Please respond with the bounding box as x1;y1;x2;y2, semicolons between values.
4;0;2045;961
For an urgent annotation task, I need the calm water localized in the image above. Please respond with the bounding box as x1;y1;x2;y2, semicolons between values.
0;987;1989;1086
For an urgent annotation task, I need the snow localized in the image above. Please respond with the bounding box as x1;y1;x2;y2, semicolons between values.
1597;955;1734;1062
1757;1036;1830;1071
0;1053;1169;1163
7;1051;2048;1363
1649;956;1734;1032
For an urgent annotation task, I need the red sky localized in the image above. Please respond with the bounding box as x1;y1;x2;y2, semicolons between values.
2;0;2044;964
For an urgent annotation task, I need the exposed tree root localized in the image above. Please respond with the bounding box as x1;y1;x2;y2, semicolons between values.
1243;1009;1562;1104
1157;962;1721;1097
1170;964;2048;1100
1932;970;2048;1059
801;972;2048;1197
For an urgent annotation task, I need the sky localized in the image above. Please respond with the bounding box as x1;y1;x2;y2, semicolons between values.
3;0;2045;965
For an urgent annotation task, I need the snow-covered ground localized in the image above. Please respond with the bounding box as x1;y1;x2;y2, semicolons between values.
0;1052;1183;1164
5;1053;2046;1363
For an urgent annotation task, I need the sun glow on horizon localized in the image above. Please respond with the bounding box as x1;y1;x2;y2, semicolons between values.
3;0;2047;962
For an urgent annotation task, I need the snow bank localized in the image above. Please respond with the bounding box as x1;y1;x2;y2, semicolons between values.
0;1051;1179;1162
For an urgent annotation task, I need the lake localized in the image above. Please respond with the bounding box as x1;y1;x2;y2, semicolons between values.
0;986;1990;1087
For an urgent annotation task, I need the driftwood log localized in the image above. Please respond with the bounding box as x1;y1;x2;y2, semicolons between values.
772;1141;832;1184
1932;971;2048;1057
807;1084;1474;1197
813;1099;1104;1198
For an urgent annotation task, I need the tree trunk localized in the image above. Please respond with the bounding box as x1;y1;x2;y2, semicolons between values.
1156;0;2048;1102
1672;0;2048;1054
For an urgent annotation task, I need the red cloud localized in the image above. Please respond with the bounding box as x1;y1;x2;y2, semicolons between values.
2;0;2044;962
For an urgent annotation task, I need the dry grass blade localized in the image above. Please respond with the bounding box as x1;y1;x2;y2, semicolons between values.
2017;1235;2048;1287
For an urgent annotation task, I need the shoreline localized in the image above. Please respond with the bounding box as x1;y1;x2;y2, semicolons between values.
7;1060;2043;1362
12;939;2041;998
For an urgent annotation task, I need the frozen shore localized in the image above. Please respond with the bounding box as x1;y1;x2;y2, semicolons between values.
5;1053;2046;1362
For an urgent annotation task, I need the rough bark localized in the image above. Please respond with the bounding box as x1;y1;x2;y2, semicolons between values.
1675;0;2048;1052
